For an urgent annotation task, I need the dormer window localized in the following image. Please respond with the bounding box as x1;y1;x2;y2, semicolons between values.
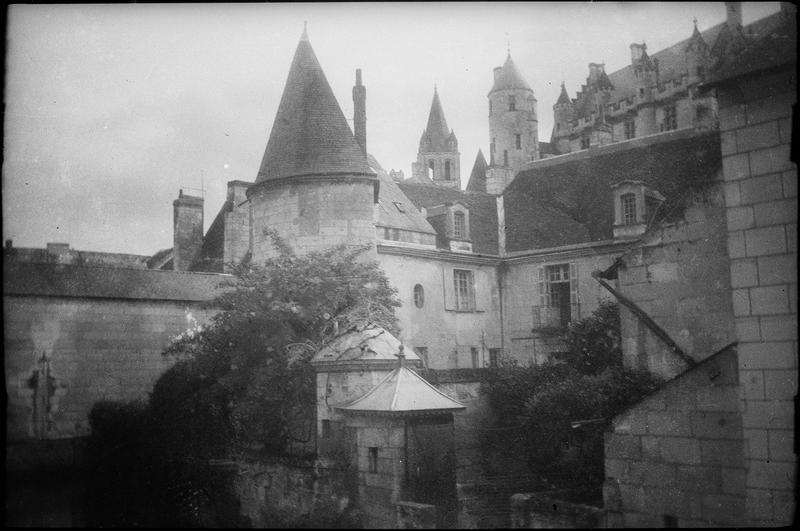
621;193;637;225
453;211;466;239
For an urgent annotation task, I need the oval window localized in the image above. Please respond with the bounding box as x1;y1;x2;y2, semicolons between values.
413;284;425;308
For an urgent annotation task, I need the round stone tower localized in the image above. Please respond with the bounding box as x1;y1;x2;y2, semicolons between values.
488;53;539;172
247;27;378;261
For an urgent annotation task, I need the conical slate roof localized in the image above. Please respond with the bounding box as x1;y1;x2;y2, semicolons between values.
490;53;533;94
335;361;465;416
466;149;488;192
420;88;455;152
256;28;371;183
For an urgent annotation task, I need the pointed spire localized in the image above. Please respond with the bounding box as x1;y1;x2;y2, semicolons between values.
301;21;308;42
556;81;571;105
420;87;453;152
255;27;371;183
466;149;489;193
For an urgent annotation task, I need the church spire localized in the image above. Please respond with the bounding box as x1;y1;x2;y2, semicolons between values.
422;87;453;151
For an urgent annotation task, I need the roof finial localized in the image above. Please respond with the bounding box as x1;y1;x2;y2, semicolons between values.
397;344;406;367
300;21;308;42
693;16;698;28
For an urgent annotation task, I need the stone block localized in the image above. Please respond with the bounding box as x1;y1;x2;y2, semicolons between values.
735;317;762;342
782;168;797;198
742;399;795;430
745;91;795;124
718;104;747;131
739;173;784;205
702;493;746;524
720;130;738;157
736;121;781;153
745;225;787;257
759;315;798;341
605;433;641;460
646;411;691;437
628;461;677;486
762;369;798;401
605;458;629;479
722;153;751;181
660;437;702;464
749;285;789;315
737;341;796;370
731;288;751;316
749;145;793;177
641;436;660;461
699;439;745;466
694;388;741;413
787;223;797;252
676;464;723;493
730;259;759;287
727;230;746;258
647;262;679;283
757;254;798;285
743;429;769;459
740;369;765;400
767;428;796;461
772;490;796;524
721;467;747;495
753;198;798;227
745;487;774;521
746;459;796;490
723;180;741;207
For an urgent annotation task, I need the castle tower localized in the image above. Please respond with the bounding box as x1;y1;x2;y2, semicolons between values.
551;82;574;154
246;26;378;260
630;42;658;136
411;87;461;188
685;19;711;85
485;52;538;195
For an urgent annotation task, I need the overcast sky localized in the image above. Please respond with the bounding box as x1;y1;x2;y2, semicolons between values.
3;2;780;256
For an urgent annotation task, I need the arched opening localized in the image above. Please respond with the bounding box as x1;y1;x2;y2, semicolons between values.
444;160;451;180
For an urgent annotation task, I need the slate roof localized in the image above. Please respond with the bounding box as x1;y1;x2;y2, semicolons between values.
465;149;488;192
706;10;796;84
335;363;465;416
420;88;456;152
490;53;533;94
4;260;228;302
504;129;721;252
398;182;499;255
556;82;571;105
255;28;372;182
311;324;421;365
369;154;437;235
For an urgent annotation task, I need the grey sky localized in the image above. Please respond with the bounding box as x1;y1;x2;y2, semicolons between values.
3;2;780;256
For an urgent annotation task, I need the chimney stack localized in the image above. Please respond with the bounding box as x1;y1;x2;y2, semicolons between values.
173;189;204;271
630;43;646;65
353;69;367;155
725;2;742;30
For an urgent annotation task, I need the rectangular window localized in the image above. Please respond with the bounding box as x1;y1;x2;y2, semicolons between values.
453;211;466;239
581;136;590;149
488;348;501;368
663;105;677;131
621;193;637;225
509;95;516;111
624;120;636;139
368;447;378;473
503;150;508;166
471;347;479;368
544;264;573;328
453;269;476;311
515;134;522;149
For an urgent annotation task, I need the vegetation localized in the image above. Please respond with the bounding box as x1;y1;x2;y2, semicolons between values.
86;235;400;526
479;301;662;503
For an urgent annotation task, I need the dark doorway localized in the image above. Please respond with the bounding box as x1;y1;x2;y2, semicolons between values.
550;281;571;328
406;415;458;528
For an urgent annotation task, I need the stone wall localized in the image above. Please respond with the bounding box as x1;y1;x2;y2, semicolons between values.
603;346;746;527
617;187;737;379
4;295;218;444
716;64;797;525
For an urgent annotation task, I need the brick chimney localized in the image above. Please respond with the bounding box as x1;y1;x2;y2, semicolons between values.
353;69;367;154
630;43;646;65
172;189;204;271
725;2;742;30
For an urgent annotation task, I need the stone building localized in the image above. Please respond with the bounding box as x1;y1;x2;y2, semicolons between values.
410;87;461;189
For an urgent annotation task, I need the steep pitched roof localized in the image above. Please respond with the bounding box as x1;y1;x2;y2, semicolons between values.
504;129;721;252
465;149;489;192
490;53;533;94
256;29;371;182
368;154;437;235
706;10;796;84
420;88;456;152
556;82;571;105
398;182;499;255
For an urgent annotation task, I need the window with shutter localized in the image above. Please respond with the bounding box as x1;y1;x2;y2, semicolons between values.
569;263;580;321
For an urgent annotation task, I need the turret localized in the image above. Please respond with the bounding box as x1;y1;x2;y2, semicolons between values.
551;82;574;154
410;86;461;188
246;25;378;260
485;52;539;194
685;19;710;85
630;42;658;136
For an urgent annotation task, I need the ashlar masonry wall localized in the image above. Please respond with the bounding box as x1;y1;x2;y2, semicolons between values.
717;64;797;526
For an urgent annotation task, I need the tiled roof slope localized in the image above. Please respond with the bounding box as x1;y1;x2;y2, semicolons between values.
707;9;796;84
504;129;721;252
573;11;788;119
398;182;499;255
490;53;532;94
256;29;371;182
421;88;454;152
368;154;436;235
465;149;488;192
4;261;228;302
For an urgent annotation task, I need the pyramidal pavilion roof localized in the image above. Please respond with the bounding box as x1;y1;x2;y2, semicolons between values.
335;357;466;416
256;26;372;183
490;53;533;94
